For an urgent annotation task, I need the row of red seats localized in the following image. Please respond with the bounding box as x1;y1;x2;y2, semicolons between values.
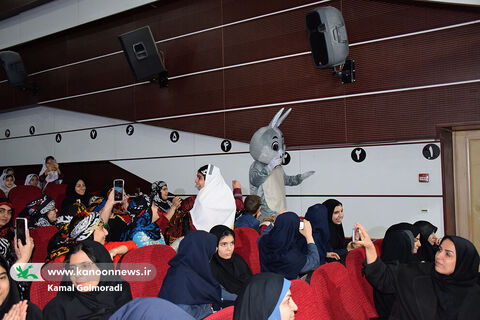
6;184;67;220
28;224;383;319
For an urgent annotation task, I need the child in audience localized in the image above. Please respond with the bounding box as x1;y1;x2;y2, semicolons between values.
234;195;261;233
258;211;319;280
190;164;237;232
233;272;297;320
43;241;132;319
24;174;41;189
158;231;221;320
39;156;63;189
209;225;252;307
0;199;15;266
0;173;16;197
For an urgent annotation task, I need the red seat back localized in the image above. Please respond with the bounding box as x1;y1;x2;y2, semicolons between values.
0;189;5;198
8;185;42;219
311;262;369;320
233;227;260;274
29;225;59;263
374;238;383;255
119;244;176;298
345;248;379;318
30;280;60;310
290;279;332;320
204;306;234;320
44;183;67;211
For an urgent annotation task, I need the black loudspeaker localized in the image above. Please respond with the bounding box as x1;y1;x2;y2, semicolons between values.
306;6;349;68
118;26;168;86
0;51;27;87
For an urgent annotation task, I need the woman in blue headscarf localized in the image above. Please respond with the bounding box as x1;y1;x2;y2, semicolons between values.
258;211;319;280
120;194;165;247
304;204;329;265
234;272;298;320
158;230;221;320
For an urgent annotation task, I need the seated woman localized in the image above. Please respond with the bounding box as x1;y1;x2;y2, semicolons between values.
158;230;221;320
61;178;93;210
0;199;15;266
0;173;16;197
304;204;329;265
375;228;419;319
209;225;252;307
39;156;63;189
356;223;480;320
150;181;183;244
234;272;297;320
0;255;42;320
43;241;132;319
110;297;195;320
258;211;320;280
24;174;41;189
190;165;237;232
384;222;421;257
21;195;58;229
323;199;359;264
120;194;165;247
414;220;440;262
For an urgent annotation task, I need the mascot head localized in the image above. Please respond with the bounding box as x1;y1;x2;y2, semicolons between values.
249;108;291;164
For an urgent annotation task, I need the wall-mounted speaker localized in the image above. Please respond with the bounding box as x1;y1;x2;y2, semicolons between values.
306;6;349;69
118;26;168;87
0;51;27;87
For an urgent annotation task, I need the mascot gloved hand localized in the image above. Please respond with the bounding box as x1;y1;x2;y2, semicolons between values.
249;108;315;220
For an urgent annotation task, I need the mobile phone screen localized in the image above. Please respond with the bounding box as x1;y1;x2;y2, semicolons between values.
113;179;124;202
16;218;27;246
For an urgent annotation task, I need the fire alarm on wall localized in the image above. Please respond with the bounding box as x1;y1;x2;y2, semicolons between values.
419;173;429;183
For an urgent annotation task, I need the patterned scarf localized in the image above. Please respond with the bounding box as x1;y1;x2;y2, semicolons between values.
151;181;172;212
121;194;162;242
24;194;56;228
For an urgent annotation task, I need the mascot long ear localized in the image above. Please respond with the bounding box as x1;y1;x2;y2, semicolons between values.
276;108;291;127
269;108;285;128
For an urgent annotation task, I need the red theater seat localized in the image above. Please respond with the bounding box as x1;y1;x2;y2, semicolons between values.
311;262;369;320
8;185;42;219
119;244;176;298
30;225;59;263
30;280;60;310
233;227;260;274
290;279;332;320
204;306;234;320
45;183;67;211
0;189;5;198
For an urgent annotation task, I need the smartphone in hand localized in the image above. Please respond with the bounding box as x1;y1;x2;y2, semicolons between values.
352;227;360;243
299;221;305;230
16;218;28;246
113;179;125;202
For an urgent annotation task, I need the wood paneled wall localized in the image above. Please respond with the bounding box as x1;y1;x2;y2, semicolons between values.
1;0;479;146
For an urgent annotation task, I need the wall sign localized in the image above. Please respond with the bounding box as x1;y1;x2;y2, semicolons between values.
221;140;232;152
29;126;35;135
422;144;440;160
283;152;291;165
170;131;179;143
55;133;62;143
90;129;97;139
4;129;10;138
351;148;366;163
126;125;134;136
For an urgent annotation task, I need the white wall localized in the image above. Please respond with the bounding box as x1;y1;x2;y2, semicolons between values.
0;106;444;238
0;0;157;50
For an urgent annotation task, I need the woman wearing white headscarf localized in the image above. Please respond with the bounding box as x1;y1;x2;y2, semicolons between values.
25;174;41;189
39;156;63;189
190;165;236;232
0;173;16;197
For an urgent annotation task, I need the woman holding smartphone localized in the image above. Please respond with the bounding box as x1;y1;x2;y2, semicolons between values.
356;223;480;319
